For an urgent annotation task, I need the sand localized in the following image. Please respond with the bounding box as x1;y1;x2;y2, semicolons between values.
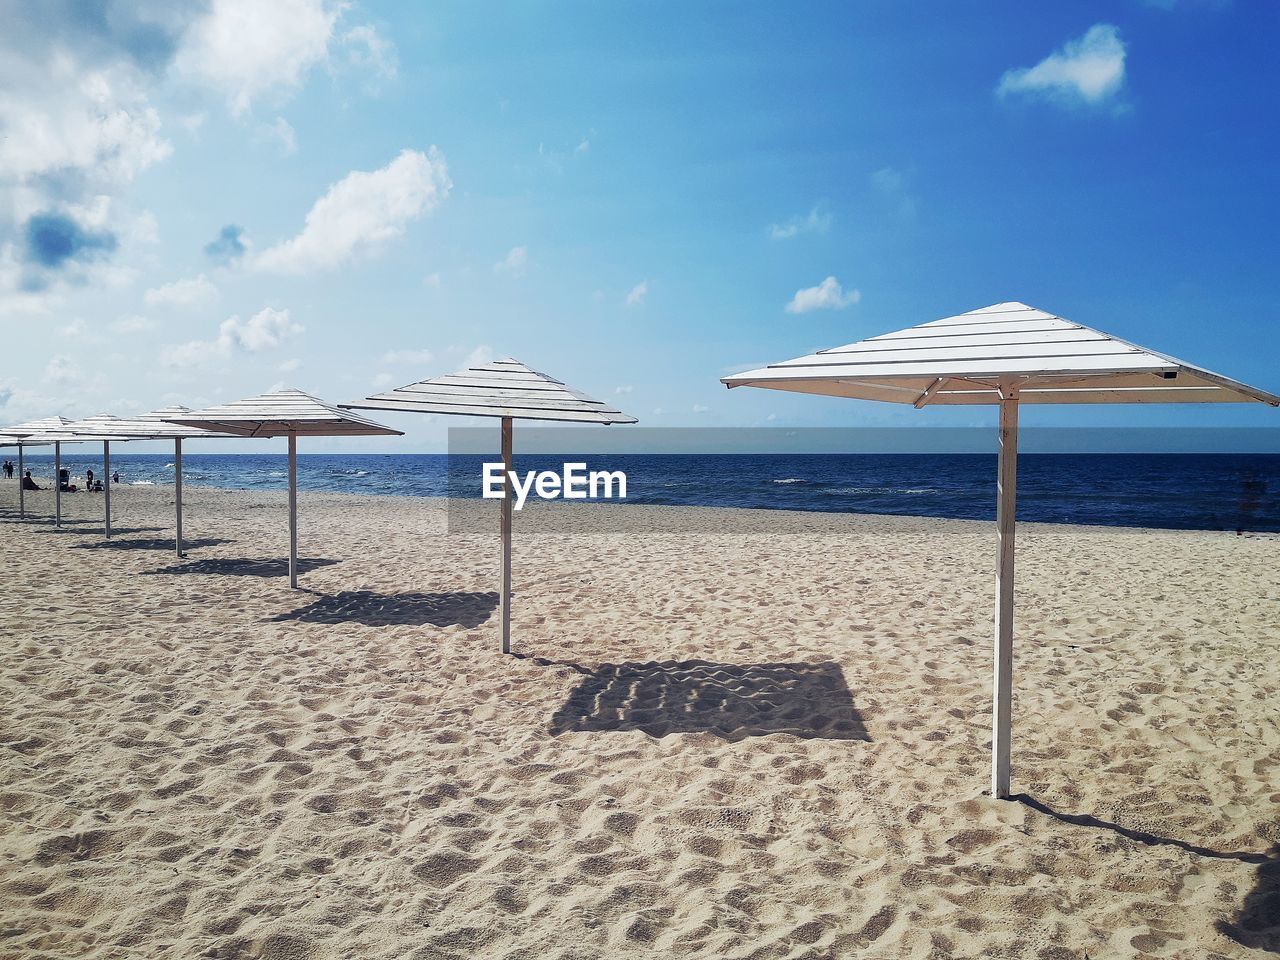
0;478;1277;959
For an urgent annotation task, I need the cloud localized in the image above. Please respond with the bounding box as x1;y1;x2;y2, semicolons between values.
144;273;217;307
626;280;648;306
574;138;590;155
785;276;860;314
176;0;339;115
998;24;1127;107
110;315;154;334
254;148;451;273
43;354;83;386
372;372;396;388
161;306;303;366
204;224;248;265
465;345;494;368
341;24;398;87
692;404;709;414
871;167;917;219
22;212;118;271
493;246;528;277
253;116;297;156
615;385;633;395
277;357;302;372
382;348;434;365
769;204;832;240
423;272;441;288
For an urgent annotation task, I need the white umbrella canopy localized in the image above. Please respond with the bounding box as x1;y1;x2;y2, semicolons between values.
2;417;81;526
56;408;241;552
166;389;402;587
341;357;638;653
723;300;1279;800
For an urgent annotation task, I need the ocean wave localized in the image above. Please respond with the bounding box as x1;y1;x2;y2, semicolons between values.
772;478;807;484
128;480;155;485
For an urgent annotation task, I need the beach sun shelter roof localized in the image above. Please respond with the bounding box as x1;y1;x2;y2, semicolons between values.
341;357;638;654
56;407;242;554
166;389;402;587
0;417;74;522
722;301;1279;801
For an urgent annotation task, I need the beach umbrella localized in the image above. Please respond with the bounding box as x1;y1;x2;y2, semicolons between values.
721;300;1280;799
59;408;240;553
0;426;49;520
0;417;76;525
165;389;401;588
341;357;637;653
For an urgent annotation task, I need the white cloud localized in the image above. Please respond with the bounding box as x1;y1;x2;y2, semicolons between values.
626;280;648;306
177;0;340;116
341;24;398;86
372;372;396;388
59;318;88;338
110;315;154;334
144;273;218;307
254;116;297;156
785;276;860;314
465;345;494;368
769;204;832;240
423;272;442;288
574;138;590;155
278;358;303;372
871;167;916;219
382;348;434;365
998;24;1127;107
615;385;633;395
494;246;528;277
161;306;303;367
44;354;83;385
692;404;710;414
255;148;451;273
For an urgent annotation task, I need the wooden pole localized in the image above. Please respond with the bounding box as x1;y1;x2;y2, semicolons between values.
103;440;112;538
54;441;61;528
991;385;1019;800
500;416;513;654
174;438;184;557
288;433;298;589
17;444;24;519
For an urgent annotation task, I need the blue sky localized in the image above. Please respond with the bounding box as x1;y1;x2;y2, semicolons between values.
1;0;1277;453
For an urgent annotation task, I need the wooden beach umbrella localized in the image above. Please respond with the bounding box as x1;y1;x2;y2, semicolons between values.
0;425;52;521
62;408;240;554
0;417;76;526
165;389;401;588
341;357;638;654
59;414;132;538
722;301;1280;799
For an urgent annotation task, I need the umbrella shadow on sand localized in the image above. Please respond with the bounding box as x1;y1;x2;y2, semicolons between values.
540;658;869;741
268;590;498;628
144;557;340;578
70;537;233;552
1016;795;1279;951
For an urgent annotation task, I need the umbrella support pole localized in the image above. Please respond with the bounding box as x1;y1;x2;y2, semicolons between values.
104;441;111;538
500;416;513;654
991;388;1019;800
17;444;24;519
54;442;61;528
175;438;183;557
288;434;298;589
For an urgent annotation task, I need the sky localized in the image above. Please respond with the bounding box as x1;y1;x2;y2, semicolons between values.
1;0;1278;454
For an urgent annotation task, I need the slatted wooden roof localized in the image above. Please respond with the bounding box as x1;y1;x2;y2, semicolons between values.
723;301;1280;406
165;388;402;437
57;407;239;441
341;358;638;424
0;416;78;445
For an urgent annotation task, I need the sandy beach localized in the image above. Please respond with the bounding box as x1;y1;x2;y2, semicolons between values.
0;479;1277;959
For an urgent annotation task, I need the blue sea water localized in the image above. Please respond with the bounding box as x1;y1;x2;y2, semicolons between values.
8;452;1278;532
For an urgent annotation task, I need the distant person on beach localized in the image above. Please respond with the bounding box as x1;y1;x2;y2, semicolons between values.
112;470;119;484
2;461;11;479
22;470;40;490
86;468;94;490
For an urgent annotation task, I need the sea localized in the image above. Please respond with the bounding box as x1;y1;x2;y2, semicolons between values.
8;452;1278;533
